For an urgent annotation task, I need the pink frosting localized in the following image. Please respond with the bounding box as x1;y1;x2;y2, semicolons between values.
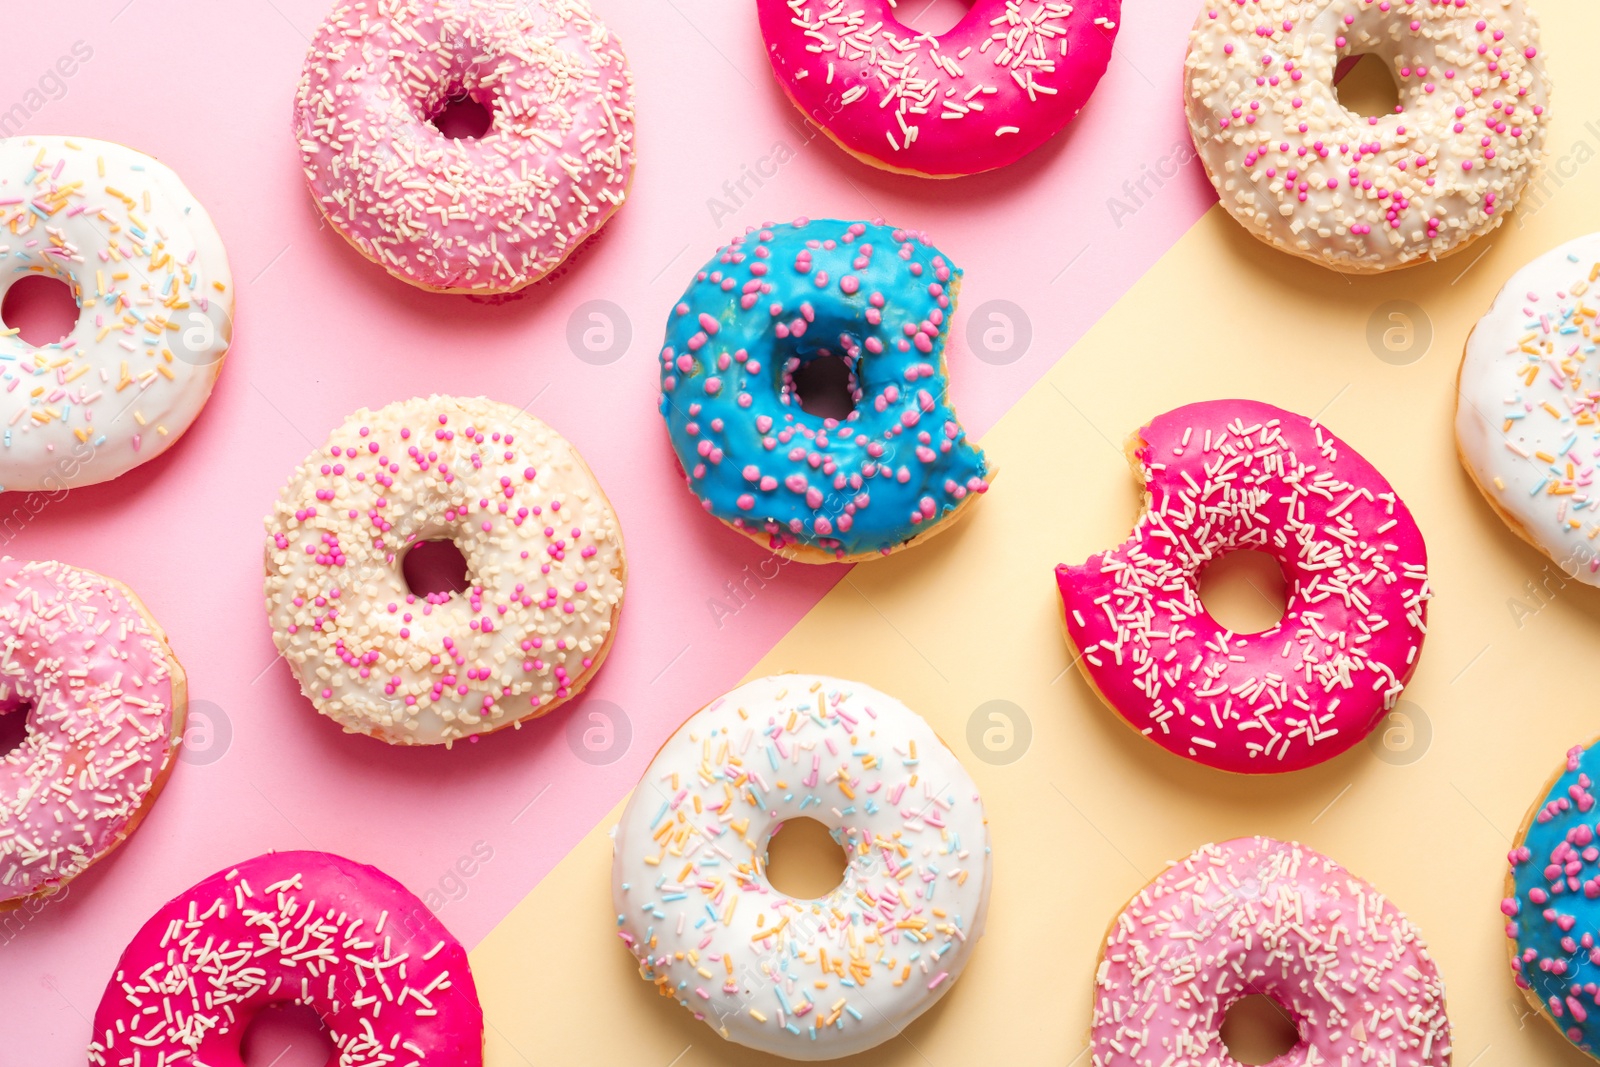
88;851;483;1065
757;0;1121;177
0;557;182;906
1091;837;1451;1066
1056;400;1430;774
294;0;637;293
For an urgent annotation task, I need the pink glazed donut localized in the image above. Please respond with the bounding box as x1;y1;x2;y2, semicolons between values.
0;558;185;910
88;851;483;1066
1092;837;1452;1066
295;0;637;293
757;0;1122;178
1056;400;1431;773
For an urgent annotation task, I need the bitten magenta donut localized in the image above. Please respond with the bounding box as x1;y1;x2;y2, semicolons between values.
1458;234;1600;584
0;558;185;910
757;0;1121;178
1056;400;1431;773
1504;738;1600;1058
0;136;232;491
264;396;626;745
658;218;991;563
612;674;992;1060
295;0;637;294
88;851;483;1065
1092;837;1452;1066
1184;0;1549;273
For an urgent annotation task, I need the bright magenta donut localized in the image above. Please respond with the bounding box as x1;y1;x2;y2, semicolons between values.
1056;400;1431;773
757;0;1122;178
88;851;483;1065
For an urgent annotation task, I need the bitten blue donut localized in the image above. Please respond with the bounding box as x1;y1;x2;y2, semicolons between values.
1505;738;1600;1057
657;218;991;562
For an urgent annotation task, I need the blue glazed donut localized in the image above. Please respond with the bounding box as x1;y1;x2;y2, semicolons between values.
1506;738;1600;1057
657;218;991;562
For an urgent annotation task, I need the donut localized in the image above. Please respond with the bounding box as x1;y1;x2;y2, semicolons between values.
756;0;1121;178
1457;233;1600;584
0;136;232;492
0;558;184;910
1055;400;1431;773
1184;0;1549;273
263;395;626;745
611;674;992;1060
295;0;637;294
1503;738;1600;1057
657;218;991;563
87;850;482;1065
1092;837;1452;1066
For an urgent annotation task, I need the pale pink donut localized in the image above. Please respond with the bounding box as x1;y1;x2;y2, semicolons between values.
0;557;185;910
1056;400;1431;774
294;0;637;294
88;851;483;1066
757;0;1122;178
1092;837;1452;1066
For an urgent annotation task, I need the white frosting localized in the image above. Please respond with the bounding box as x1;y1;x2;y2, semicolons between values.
1184;0;1548;272
0;136;231;491
611;674;992;1060
264;396;626;745
1458;233;1600;584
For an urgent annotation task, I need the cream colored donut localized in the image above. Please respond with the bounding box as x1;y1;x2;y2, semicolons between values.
1457;233;1600;583
611;674;992;1060
0;136;232;490
1184;0;1549;273
263;395;626;746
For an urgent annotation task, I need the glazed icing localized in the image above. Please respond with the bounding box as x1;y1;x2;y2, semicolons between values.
611;674;992;1060
295;0;637;293
1503;739;1600;1058
263;396;626;746
1458;233;1600;584
1056;400;1431;773
0;557;183;907
1092;837;1452;1066
0;136;232;492
657;219;990;561
757;0;1121;178
88;850;483;1066
1184;0;1549;272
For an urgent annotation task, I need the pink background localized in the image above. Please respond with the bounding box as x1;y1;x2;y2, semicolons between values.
3;0;1211;1057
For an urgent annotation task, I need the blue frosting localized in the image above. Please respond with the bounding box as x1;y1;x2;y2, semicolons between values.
657;219;990;559
1507;739;1600;1057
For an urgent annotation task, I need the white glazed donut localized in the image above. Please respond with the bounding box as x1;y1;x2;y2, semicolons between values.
1184;0;1549;273
611;674;992;1060
0;136;232;491
1458;233;1600;583
264;395;626;746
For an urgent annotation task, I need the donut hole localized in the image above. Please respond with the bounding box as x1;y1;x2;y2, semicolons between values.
764;817;848;901
401;539;470;602
789;353;859;422
895;0;974;36
429;91;495;141
239;1002;335;1067
1335;53;1402;119
1198;549;1288;635
1221;994;1300;1064
2;275;79;348
0;696;29;758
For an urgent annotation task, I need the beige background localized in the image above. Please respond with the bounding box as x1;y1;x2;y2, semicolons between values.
471;5;1600;1061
